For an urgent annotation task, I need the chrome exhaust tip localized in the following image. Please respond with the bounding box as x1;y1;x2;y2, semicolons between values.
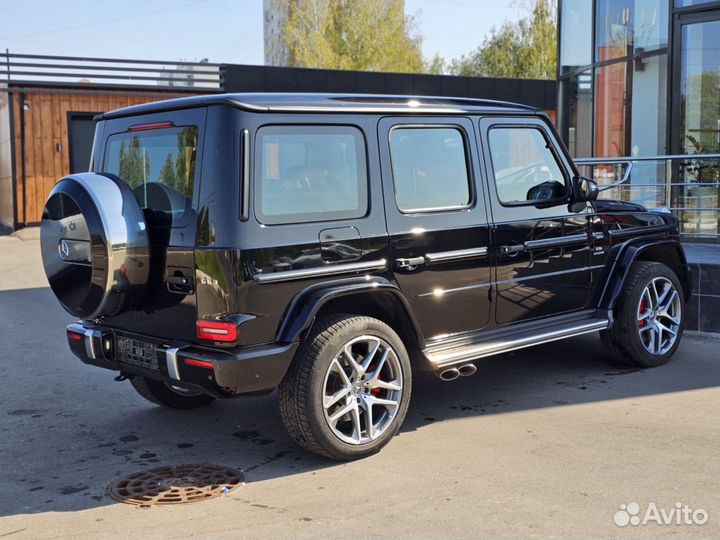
458;363;477;377
439;368;460;382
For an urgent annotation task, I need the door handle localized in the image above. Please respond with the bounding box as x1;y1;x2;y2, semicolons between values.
395;256;425;270
167;274;194;294
500;244;525;256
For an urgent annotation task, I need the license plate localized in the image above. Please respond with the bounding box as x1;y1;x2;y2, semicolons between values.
115;336;160;370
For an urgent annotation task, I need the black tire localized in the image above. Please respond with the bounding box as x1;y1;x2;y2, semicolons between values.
601;261;685;368
278;315;412;460
130;376;215;409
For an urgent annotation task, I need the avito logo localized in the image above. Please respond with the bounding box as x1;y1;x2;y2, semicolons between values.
614;502;709;527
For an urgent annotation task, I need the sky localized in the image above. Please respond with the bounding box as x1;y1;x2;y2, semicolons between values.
0;0;526;66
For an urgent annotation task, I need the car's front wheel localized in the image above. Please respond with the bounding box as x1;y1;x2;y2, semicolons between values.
601;261;685;367
279;315;412;460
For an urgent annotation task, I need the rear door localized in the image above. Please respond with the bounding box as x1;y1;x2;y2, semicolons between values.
379;117;492;342
230;117;391;344
478;117;593;325
94;108;206;340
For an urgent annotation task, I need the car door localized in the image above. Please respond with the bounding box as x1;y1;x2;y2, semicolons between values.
478;117;594;325
379;117;492;342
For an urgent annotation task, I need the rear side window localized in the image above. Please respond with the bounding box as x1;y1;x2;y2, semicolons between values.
103;126;198;224
389;127;471;213
256;125;367;225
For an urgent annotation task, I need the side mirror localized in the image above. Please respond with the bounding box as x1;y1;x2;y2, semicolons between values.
569;176;598;212
571;176;599;202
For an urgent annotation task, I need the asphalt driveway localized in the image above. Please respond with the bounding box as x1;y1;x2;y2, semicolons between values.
0;234;718;539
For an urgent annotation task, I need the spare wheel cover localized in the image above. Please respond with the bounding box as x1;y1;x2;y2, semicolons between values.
40;173;150;319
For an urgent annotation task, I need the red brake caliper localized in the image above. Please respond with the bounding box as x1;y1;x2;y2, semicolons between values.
639;298;646;328
368;362;382;396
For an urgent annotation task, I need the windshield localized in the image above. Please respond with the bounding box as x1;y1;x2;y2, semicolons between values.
103;126;198;224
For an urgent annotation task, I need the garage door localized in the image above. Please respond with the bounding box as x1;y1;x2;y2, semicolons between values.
68;113;97;174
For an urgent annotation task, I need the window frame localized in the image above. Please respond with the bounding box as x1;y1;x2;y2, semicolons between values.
486;124;571;208
101;123;201;229
253;124;369;226
387;124;475;214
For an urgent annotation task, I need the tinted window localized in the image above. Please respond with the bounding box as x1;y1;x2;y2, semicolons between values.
560;0;592;74
389;127;471;212
488;127;567;205
103;126;198;224
595;0;668;60
559;70;593;157
256;126;367;224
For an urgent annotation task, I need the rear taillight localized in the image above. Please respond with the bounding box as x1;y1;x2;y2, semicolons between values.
196;320;237;343
67;331;83;341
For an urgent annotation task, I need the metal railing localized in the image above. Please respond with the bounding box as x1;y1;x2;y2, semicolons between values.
575;154;720;241
1;51;223;91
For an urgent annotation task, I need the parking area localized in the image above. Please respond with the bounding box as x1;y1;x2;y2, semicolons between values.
0;234;719;539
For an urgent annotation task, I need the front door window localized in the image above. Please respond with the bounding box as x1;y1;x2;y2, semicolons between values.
487;127;568;206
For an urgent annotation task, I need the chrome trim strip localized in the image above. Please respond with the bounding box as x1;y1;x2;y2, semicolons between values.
240;129;250;221
425;246;488;263
165;347;180;381
496;265;605;285
423;264;605;298
66;174;150;319
593;231;605;240
524;233;588;250
418;281;491;298
399;203;472;213
67;322;86;335
267;105;469;114
84;329;97;359
608;224;672;238
254;259;387;283
428;319;610;369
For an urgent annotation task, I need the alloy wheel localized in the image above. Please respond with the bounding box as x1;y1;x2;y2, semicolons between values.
322;335;403;445
637;277;681;356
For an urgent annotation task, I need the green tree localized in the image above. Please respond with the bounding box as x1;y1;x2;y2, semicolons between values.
118;137;150;190
174;127;198;197
449;0;557;80
159;153;177;190
681;72;720;184
283;0;427;73
424;53;446;75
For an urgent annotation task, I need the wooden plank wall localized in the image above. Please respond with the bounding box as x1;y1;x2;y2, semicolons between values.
12;89;189;224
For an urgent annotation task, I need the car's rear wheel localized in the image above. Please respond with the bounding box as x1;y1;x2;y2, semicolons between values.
130;376;215;409
601;261;685;367
279;315;412;460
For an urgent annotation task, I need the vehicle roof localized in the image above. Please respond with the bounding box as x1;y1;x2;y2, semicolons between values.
98;92;541;120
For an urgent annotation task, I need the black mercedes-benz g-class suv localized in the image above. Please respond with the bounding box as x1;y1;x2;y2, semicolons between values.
40;93;690;460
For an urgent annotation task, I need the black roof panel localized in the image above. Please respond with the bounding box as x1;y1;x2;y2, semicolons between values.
98;92;539;120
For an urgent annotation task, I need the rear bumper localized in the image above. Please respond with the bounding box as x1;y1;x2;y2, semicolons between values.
66;322;297;398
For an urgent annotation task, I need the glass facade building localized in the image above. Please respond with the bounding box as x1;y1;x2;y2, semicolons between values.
558;0;720;239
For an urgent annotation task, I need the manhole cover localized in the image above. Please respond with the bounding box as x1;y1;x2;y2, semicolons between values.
108;464;244;507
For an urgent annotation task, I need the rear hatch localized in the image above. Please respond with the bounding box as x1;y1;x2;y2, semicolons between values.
93;108;207;342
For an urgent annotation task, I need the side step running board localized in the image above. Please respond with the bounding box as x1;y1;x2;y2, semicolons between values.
425;317;610;370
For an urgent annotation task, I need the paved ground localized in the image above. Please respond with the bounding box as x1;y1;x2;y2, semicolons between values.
1;234;719;539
